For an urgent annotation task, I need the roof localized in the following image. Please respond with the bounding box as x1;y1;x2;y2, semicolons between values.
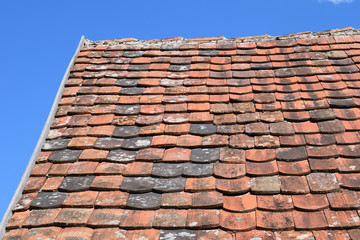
2;27;360;239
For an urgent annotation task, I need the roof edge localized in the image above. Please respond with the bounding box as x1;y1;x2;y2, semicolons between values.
0;35;86;238
84;27;360;47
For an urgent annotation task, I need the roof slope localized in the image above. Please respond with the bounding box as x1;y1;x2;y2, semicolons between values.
3;28;360;239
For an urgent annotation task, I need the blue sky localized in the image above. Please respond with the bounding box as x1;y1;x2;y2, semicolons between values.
0;0;359;219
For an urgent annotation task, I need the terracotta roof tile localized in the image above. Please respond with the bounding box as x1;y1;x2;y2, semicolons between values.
4;27;360;238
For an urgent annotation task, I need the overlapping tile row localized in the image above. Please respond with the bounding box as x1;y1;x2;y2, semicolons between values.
5;31;360;239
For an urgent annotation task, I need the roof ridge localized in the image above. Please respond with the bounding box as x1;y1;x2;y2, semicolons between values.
85;27;360;47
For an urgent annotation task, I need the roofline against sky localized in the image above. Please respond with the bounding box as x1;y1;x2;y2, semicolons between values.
0;35;86;238
85;27;360;46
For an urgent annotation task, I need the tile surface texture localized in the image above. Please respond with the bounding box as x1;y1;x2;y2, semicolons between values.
4;28;360;239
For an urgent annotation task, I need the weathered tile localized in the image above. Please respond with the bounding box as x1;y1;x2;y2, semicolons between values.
116;78;139;87
230;134;254;149
236;230;275;240
159;229;197;240
30;192;68;208
126;229;160;240
220;211;256;231
58;176;95;192
256;210;294;230
223;193;256;212
216;177;250;194
220;147;245;163
42;139;70;150
269;122;295;136
49;149;82;163
120;177;155;193
192;191;223;208
183;162;214;177
292;194;329;211
120;210;155;228
23;177;46;193
57;227;93;240
161;192;192;208
113;126;140;138
114;105;141;115
276;147;307;161
55;208;92;226
22;227;62;240
67;161;98;175
122;136;152;149
190;148;220;163
309;109;336;121
3;228;26;240
307;173;339;193
94;137;124;149
327;188;360;209
22;209;60;227
107;149;137;162
318;120;345;133
250;176;280;194
214;162;245;178
152;163;184;177
13;193;37;211
153;177;186;193
120;87;144;95
62;191;98;207
280;176;310;194
95;191;129;207
189;123;217;135
153;209;187;228
87;209;125;227
91;175;124;190
292;210;328;230
127;192;162;209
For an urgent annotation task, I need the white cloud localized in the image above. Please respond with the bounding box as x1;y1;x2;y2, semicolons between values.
318;0;354;4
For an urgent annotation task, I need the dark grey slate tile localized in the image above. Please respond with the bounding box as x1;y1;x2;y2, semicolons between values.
309;109;336;122
42;139;70;151
127;64;149;71
190;148;220;163
94;137;124;150
276;147;308;161
160;78;184;87
152;163;184;178
168;65;191;72
107;149;137;163
160;230;197;240
30;192;68;209
48;149;82;163
116;79;139;87
318;120;345;134
113;126;140;138
161;45;180;51
123;51;144;58
199;50;219;56
328;98;356;108
121;177;155;193
183;163;213;177
120;87;144;95
122;137;152;149
114;105;141;115
127;192;162;209
58;176;95;192
153;177;186;193
190;124;217;136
